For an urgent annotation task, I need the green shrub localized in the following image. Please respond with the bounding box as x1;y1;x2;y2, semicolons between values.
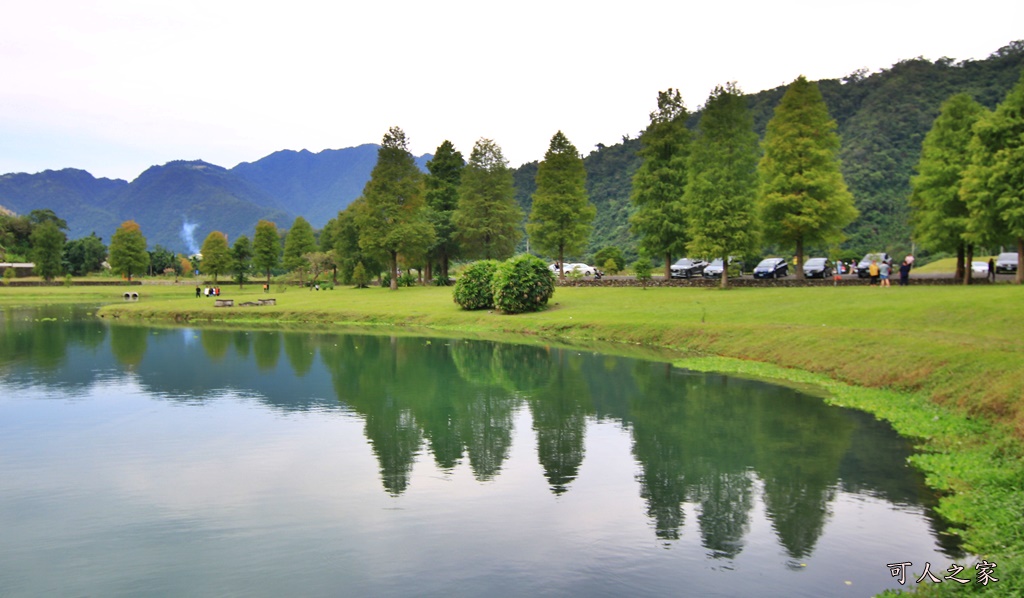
603;258;619;275
2;268;15;285
633;255;653;289
64;274;74;287
433;275;453;286
380;273;391;288
397;271;417;287
491;254;555;314
453;260;499;310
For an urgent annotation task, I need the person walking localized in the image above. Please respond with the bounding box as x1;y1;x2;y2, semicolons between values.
195;285;201;298
988;258;996;282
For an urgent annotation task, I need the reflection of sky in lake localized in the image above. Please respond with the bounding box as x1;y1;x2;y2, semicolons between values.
0;309;964;597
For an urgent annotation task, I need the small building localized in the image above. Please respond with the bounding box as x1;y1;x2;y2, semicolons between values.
0;262;35;278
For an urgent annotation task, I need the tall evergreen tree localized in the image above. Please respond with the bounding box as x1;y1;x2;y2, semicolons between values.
230;234;253;287
910;93;987;281
108;221;149;282
30;220;66;282
527;131;594;278
424;140;465;281
454;138;522;260
200;231;230;282
685;83;761;289
629;89;692;278
963;70;1024;284
252;220;281;285
758;76;857;278
283;216;317;283
332;200;385;284
356;127;435;290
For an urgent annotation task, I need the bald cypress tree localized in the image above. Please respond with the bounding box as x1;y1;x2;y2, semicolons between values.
630;89;692;279
910;93;986;281
454;138;522;261
962;71;1024;284
685;83;760;289
758;76;857;279
527;131;594;278
357;127;435;290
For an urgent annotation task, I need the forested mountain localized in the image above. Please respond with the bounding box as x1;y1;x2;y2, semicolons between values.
0;169;126;241
3;40;1022;259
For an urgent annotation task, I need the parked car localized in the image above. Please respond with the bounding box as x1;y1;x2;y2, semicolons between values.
753;258;788;279
549;262;600;276
702;257;744;278
669;258;707;279
971;261;989;275
803;257;833;278
995;252;1019;275
856;252;893;278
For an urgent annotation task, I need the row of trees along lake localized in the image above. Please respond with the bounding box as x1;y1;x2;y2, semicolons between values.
4;50;1024;286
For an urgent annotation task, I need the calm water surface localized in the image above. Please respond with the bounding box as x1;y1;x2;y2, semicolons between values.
0;305;961;597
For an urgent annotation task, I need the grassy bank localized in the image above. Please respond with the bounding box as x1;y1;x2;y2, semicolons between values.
3;281;1023;595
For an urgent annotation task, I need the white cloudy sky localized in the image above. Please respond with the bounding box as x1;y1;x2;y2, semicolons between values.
2;0;1022;181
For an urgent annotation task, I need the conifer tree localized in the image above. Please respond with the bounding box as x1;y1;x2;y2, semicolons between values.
281;216;317;285
108;220;149;282
527;131;594;278
252;220;281;285
758;76;857;279
356;127;435;290
200;231;230;282
962;71;1024;284
685;83;760;289
424;140;465;281
910;93;986;281
630;89;692;278
453;138;522;260
230;234;252;287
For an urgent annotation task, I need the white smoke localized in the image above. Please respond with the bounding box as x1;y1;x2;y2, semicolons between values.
181;220;200;256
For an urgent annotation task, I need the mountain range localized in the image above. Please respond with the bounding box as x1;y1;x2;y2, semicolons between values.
0;145;431;253
2;40;1023;259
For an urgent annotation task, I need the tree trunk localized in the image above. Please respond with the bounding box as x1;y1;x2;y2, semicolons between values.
955;244;965;281
664;251;672;280
424;261;432;284
964;244;974;285
558;248;565;281
794;239;805;279
389;251;398;290
720;253;729;289
441;253;450;281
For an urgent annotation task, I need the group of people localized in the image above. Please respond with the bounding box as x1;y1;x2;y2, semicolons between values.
868;257;914;287
196;286;221;297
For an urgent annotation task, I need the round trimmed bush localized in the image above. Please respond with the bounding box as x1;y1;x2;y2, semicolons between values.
453;260;499;310
491;254;556;314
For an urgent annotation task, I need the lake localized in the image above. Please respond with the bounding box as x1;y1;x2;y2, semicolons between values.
0;305;961;597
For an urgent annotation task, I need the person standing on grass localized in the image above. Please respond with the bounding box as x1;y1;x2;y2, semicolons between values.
879;260;891;287
988;258;996;282
869;260;880;286
899;260;911;286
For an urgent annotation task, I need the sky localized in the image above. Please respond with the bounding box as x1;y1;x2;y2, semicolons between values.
2;0;1023;182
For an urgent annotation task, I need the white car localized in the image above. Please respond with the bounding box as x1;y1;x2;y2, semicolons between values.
971;261;989;275
549;262;599;276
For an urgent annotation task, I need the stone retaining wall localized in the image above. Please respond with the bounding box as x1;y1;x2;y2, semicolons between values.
558;276;992;288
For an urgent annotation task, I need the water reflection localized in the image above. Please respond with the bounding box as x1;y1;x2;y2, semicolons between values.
0;308;957;566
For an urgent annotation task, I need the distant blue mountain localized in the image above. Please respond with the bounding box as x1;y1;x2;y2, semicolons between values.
0;145;432;253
